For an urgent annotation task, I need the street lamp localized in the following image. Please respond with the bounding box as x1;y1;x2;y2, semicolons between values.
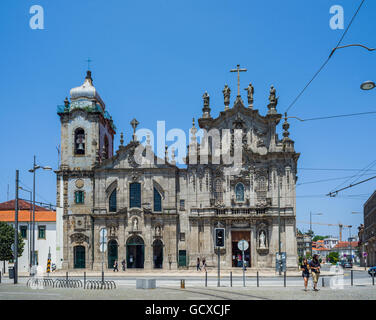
28;155;51;273
18;186;32;269
360;81;376;91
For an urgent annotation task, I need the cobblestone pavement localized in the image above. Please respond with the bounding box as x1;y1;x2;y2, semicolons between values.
0;283;375;300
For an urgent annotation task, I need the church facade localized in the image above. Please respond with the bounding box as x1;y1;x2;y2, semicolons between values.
56;69;300;271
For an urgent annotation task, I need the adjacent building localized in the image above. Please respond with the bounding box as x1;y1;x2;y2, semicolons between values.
364;191;376;267
56;70;300;271
0;200;56;274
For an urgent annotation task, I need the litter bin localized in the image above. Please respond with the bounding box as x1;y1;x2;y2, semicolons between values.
8;267;14;279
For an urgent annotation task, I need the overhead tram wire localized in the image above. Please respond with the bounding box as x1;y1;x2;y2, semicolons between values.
285;0;366;114
287;111;376;122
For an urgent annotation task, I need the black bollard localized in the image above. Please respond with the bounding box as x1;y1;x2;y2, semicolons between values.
257;271;259;287
102;271;104;283
66;271;68;282
230;271;232;287
351;270;353;286
205;271;207;287
84;272;86;287
284;271;286;287
372;272;375;286
0;271;1;284
322;277;325;287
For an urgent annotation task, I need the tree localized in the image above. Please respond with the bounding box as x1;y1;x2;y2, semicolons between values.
328;251;339;264
312;235;330;242
0;222;24;262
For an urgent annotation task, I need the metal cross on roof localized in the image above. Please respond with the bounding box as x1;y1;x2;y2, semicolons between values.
86;58;92;70
230;64;247;97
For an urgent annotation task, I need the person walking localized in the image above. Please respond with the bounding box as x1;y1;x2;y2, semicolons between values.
121;259;126;271
196;257;201;271
113;260;119;272
309;254;321;291
202;258;207;272
300;258;310;291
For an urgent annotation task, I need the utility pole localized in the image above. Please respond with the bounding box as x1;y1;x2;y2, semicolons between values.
32;156;36;271
14;170;19;284
7;184;9;201
278;175;282;275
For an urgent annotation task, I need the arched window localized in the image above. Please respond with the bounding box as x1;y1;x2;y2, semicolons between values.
235;183;244;202
130;182;141;208
109;189;117;212
104;135;109;159
154;187;162;212
74;128;85;155
214;179;223;202
257;176;267;191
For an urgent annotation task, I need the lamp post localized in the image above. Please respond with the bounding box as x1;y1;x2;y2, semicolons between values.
18;187;32;269
310;212;323;256
28;155;51;273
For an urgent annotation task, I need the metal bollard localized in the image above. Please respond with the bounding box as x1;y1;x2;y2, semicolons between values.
322;277;325;287
372;272;375;286
257;271;259;287
102;271;104;283
351;270;353;286
230;272;232;287
66;271;68;282
180;279;185;289
84;272;86;288
205;271;207;287
284;271;286;287
0;271;1;284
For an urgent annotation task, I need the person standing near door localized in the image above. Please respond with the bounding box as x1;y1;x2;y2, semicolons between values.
121;259;126;271
113;260;119;272
196;257;201;271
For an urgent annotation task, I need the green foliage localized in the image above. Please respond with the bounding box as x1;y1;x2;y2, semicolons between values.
0;222;25;261
328;251;339;264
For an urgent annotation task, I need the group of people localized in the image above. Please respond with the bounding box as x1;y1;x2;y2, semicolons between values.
300;254;321;291
112;259;126;272
196;257;207;271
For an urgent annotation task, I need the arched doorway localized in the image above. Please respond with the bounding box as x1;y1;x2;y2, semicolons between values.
126;236;144;268
74;246;85;269
108;240;118;269
153;239;163;269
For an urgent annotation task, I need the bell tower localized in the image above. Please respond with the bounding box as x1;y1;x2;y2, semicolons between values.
57;70;116;171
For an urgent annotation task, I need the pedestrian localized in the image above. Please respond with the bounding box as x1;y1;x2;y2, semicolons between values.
121;259;126;271
196;257;201;271
113;260;119;272
309;254;321;291
300;257;310;291
202;258;207;272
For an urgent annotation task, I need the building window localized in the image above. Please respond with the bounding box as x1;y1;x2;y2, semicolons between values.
109;189;117;212
153;188;162;212
235;183;245;202
20;226;27;239
214;179;223;202
38;226;46;239
75;191;84;204
130;182;141;208
180;233;185;241
180;200;185;211
74;128;85;155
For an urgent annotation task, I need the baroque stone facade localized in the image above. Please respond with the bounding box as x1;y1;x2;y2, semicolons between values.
56;71;300;270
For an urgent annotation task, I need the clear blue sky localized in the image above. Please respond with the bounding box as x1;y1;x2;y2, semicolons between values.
1;0;375;238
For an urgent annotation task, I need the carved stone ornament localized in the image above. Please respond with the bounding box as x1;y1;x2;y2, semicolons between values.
128;146;141;168
70;233;89;244
75;179;84;189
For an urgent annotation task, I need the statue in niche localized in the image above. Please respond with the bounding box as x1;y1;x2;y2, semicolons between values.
133;218;138;231
155;226;161;236
259;230;266;249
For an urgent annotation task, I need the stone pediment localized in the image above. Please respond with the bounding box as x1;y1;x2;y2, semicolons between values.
95;141;177;170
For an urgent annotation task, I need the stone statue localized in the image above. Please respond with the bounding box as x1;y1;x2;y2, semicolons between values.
133;218;138;231
244;82;254;107
156;226;161;236
202;91;210;107
259;230;266;248
269;85;276;103
222;84;231;108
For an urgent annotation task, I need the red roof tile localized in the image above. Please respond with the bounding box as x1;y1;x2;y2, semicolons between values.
0;199;49;211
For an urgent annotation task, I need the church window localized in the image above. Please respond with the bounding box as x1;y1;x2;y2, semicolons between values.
179;200;185;211
235;183;245;202
109;189;117;212
153;187;162;212
214;179;223;202
104;135;109;159
75;190;84;204
130;182;141;208
74;128;85;155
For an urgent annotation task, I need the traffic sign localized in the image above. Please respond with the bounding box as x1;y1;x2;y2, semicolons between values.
237;240;249;251
363;252;368;257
